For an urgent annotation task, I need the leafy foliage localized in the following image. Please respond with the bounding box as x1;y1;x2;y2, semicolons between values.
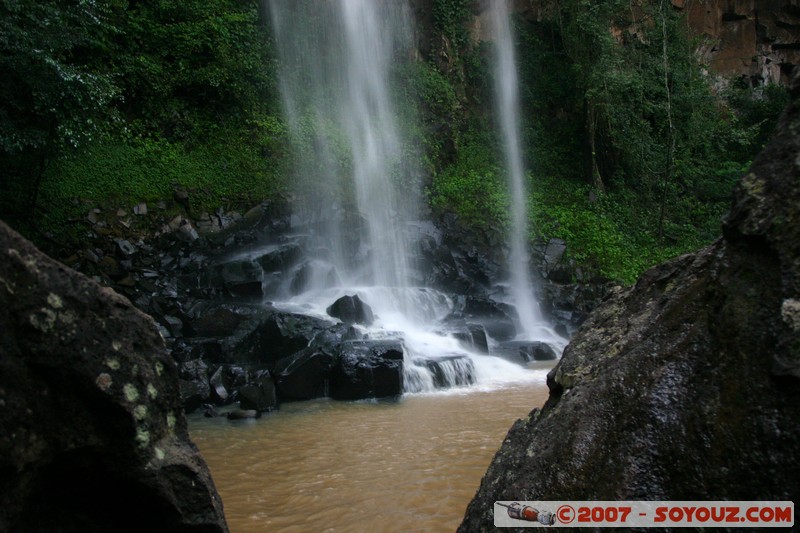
46;131;284;204
0;0;120;214
427;1;787;283
508;2;787;281
110;0;276;140
0;0;118;153
427;129;509;230
0;0;790;286
1;0;285;234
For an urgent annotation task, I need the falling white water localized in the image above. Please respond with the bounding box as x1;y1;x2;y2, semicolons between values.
267;0;417;290
489;1;560;344
266;0;558;392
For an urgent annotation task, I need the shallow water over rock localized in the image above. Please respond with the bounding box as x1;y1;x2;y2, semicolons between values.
190;378;550;532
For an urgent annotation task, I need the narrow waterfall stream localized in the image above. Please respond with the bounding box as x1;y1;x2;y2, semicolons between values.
489;0;567;347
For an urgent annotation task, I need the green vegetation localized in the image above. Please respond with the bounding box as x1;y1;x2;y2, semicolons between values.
427;130;509;229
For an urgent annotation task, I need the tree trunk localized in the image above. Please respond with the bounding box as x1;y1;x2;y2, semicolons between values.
586;99;605;192
657;0;675;242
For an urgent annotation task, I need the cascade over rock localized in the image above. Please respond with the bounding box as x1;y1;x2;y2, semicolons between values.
459;71;800;530
0;221;228;532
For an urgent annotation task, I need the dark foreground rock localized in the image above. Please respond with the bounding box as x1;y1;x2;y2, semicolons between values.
459;75;800;531
0;221;228;532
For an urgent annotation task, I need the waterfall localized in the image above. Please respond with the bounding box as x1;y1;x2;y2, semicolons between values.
489;1;556;342
267;0;417;291
265;0;558;394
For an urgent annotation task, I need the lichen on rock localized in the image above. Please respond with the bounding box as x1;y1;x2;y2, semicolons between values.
0;220;228;532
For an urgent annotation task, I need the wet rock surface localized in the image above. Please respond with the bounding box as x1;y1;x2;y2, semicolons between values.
459;74;800;531
326;294;375;325
330;341;405;400
0;221;228;532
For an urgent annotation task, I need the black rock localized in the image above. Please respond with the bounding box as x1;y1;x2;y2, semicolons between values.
225;310;332;366
179;359;210;412
329;341;404;400
180;378;210;413
204;258;264;300
256;242;302;272
115;239;137;257
274;347;337;401
188;339;225;364
414;355;476;389
98;255;125;281
186;302;254;338
450;296;517;341
501;340;559;362
289;262;312;294
177;221;200;242
452;323;489;353
326;294;374;326
162;314;183;337
238;370;278;412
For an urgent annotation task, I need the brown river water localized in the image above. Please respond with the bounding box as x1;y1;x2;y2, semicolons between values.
190;374;551;532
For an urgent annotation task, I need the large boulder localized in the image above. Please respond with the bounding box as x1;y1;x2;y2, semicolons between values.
329;341;404;400
449;296;517;341
459;74;800;531
451;323;489;353
202;258;264;300
499;340;559;363
224;310;332;366
413;355;476;389
0;221;228;532
273;347;338;401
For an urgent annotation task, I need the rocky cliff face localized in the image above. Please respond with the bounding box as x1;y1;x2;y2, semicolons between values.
674;0;800;85
458;70;800;530
0;221;228;532
466;0;800;86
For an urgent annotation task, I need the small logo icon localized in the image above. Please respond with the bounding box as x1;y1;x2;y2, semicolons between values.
497;502;556;525
556;504;575;524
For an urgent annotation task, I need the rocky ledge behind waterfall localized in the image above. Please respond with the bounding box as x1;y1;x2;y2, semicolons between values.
458;72;800;531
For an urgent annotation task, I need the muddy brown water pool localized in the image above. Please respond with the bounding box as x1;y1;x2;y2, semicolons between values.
190;375;550;532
